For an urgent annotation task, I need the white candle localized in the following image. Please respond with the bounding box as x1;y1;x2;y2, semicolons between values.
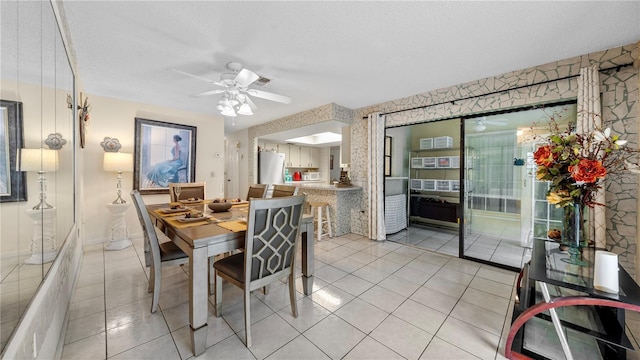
593;250;619;294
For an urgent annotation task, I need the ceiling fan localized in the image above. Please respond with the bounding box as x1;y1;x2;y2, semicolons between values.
172;62;291;118
474;116;507;132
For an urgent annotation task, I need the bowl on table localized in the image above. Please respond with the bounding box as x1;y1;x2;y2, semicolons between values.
207;202;233;213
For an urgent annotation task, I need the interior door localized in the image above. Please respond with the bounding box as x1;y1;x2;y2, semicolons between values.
225;139;240;199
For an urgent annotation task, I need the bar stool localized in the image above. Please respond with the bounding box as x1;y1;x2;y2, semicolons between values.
308;201;333;241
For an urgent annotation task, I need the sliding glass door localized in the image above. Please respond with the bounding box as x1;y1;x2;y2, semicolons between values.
460;103;577;270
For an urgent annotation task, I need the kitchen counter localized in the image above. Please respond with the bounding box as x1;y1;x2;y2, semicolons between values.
295;183;362;191
293;185;362;236
284;180;323;184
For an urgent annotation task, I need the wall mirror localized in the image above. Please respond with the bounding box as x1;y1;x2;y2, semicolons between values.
0;1;75;352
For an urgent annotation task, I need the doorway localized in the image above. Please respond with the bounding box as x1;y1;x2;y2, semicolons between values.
385;102;577;271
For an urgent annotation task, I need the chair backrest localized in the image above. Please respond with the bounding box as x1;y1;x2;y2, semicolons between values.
271;184;299;198
169;182;206;202
244;195;306;289
246;184;268;200
130;190;161;268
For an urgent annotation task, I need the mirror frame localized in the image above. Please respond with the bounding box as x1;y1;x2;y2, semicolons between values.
0;100;26;202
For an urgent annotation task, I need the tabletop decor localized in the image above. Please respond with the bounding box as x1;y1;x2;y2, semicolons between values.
533;113;639;265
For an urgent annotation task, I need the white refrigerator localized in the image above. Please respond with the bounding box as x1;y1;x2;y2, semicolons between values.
258;152;285;185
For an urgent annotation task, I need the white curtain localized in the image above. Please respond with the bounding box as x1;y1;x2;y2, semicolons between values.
367;113;386;241
577;65;606;249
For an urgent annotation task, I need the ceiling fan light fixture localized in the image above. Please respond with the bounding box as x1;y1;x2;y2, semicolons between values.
220;106;237;117
475;123;486;132
237;102;253;116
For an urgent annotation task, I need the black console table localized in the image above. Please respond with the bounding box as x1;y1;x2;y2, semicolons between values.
506;238;640;359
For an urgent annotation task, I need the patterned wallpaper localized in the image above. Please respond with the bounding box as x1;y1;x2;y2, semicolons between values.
351;43;639;274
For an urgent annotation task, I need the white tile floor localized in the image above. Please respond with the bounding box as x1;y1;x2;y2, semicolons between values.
388;225;532;270
61;233;520;360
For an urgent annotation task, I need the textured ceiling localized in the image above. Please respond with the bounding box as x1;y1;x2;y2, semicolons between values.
59;1;640;133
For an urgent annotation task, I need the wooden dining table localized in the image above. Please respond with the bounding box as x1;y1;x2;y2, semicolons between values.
147;200;315;356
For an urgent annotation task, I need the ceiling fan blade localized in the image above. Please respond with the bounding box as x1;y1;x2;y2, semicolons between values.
244;95;257;110
234;68;260;88
189;89;226;98
171;69;214;83
245;89;291;104
172;69;228;87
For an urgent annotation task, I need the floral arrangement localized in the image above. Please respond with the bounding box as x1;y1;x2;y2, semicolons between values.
533;112;639;208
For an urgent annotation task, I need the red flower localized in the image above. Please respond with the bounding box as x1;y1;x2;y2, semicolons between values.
569;159;607;183
533;145;555;167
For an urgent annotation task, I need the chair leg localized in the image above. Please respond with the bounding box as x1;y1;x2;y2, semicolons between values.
325;205;333;238
151;266;161;313
214;272;223;317
148;264;155;293
209;258;214;295
289;273;298;318
317;206;323;242
244;288;252;348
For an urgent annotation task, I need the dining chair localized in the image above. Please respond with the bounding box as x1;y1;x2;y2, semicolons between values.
271;184;299;197
246;183;268;200
169;182;206;202
213;194;306;347
131;190;190;313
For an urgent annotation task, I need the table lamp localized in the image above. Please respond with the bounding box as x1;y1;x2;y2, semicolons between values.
19;148;58;210
103;152;133;204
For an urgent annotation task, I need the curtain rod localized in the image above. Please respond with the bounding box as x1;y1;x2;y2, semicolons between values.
363;62;634;119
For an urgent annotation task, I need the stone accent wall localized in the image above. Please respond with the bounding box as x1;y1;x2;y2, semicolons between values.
601;64;639;272
350;44;639;274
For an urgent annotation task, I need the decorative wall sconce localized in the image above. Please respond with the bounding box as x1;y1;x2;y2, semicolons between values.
45;133;67;150
78;93;91;148
100;137;122;152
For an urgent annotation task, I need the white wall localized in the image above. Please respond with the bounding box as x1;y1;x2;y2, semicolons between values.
82;94;224;244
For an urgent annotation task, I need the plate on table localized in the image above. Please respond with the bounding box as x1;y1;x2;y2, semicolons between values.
159;207;188;214
179;198;202;204
176;214;210;223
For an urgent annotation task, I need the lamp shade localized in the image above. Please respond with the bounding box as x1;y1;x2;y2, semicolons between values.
19;148;58;172
237;102;253;116
103;152;133;172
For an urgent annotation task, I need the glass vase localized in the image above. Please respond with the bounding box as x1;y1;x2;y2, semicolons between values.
561;202;588;266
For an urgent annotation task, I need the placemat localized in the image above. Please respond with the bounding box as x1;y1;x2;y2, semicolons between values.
218;220;247;232
164;216;209;228
154;208;189;217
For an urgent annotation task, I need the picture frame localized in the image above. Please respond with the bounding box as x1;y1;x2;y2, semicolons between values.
133;117;197;194
0;100;27;202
